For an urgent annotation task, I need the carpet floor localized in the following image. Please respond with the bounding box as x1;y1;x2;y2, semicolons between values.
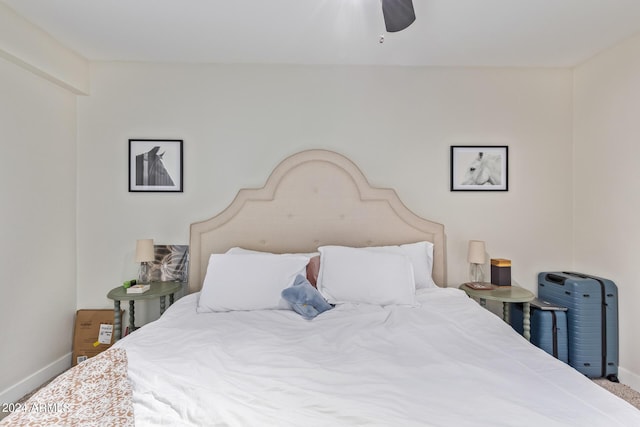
593;379;640;410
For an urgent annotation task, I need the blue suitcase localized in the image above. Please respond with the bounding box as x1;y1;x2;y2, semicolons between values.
512;298;569;363
538;271;619;381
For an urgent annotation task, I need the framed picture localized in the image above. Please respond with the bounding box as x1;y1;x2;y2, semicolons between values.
129;139;183;192
450;145;508;191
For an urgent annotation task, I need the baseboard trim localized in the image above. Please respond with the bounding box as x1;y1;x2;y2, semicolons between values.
0;353;71;405
619;367;640;392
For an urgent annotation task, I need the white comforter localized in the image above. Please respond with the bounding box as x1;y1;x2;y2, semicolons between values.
115;288;640;426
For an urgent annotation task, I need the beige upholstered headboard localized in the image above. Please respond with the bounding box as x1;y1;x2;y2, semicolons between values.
188;149;446;293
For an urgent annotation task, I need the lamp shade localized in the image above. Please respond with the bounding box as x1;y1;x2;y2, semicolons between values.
467;240;486;264
135;239;155;263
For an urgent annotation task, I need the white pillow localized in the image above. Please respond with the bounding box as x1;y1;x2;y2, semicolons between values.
317;246;416;306
226;247;319;258
364;241;437;289
197;253;310;312
227;247;322;287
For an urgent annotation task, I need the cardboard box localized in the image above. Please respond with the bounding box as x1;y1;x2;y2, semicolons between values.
72;309;122;366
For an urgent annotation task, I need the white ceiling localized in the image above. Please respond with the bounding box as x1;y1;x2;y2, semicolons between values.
4;0;640;67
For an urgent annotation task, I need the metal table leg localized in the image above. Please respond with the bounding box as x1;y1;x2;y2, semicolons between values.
113;300;121;341
160;295;166;315
129;300;136;332
523;302;531;341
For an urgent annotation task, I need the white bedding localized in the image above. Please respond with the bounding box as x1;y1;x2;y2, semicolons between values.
115;288;640;426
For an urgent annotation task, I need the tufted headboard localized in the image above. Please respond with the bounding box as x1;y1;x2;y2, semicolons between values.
188;149;446;293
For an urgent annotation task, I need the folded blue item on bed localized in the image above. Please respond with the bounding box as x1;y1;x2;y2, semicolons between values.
281;275;333;319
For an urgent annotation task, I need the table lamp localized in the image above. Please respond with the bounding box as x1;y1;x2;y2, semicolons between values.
136;239;155;283
467;240;486;283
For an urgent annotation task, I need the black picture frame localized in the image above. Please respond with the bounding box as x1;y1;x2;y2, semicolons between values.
128;139;183;192
450;145;508;191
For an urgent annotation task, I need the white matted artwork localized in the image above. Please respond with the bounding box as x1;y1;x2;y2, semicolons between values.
149;245;189;282
450;145;508;191
129;139;183;192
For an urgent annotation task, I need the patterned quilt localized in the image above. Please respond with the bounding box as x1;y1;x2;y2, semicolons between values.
1;348;133;426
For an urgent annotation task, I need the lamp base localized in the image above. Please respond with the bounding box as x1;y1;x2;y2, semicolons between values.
138;262;152;284
469;263;485;283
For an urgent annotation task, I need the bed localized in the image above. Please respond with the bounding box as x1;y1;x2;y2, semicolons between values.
4;149;640;426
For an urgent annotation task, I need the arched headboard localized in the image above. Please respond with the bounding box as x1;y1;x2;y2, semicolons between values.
189;149;446;292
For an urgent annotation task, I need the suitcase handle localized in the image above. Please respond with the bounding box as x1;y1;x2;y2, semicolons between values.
562;271;589;279
545;273;566;284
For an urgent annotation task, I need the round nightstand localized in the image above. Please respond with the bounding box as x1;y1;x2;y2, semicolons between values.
107;281;184;340
459;282;535;341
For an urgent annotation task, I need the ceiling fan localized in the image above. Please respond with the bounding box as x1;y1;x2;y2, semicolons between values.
382;0;416;32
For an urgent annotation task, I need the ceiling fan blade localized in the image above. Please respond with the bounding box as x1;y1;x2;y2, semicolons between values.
382;0;416;32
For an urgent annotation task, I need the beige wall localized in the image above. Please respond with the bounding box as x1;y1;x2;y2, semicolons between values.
573;32;640;388
0;56;77;402
0;2;88;94
76;62;574;324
